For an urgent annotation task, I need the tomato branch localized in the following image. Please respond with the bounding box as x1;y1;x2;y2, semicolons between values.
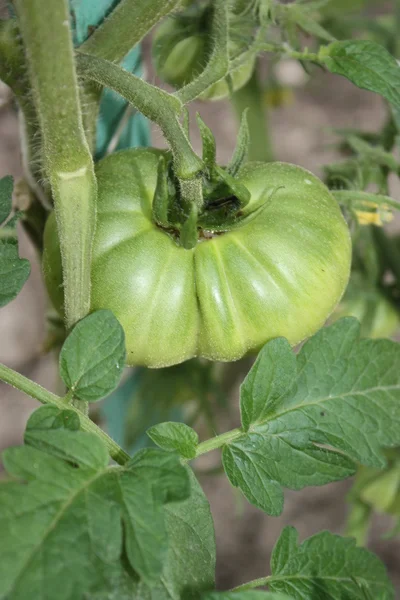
78;0;182;148
0;363;130;466
76;52;204;181
191;428;242;459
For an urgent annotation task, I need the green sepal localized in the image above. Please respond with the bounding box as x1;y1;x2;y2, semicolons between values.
214;165;250;207
152;156;170;227
196;113;217;167
227;108;249;176
180;203;199;249
198;184;281;232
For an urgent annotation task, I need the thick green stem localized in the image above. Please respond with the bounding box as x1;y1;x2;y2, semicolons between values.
76;52;203;179
0;363;130;465
15;0;97;335
231;64;274;162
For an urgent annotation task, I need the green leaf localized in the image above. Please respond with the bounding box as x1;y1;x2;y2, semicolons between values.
227;108;249;176
223;319;400;515
0;427;190;599
223;432;353;516
240;338;296;431
137;468;216;600
147;422;199;459
85;467;216;600
268;527;394;599
197;113;217;167
25;405;80;431
59;309;126;401
319;40;400;109
0;175;13;225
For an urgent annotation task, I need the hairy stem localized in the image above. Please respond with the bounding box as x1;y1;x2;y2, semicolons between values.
0;363;130;465
176;0;229;104
76;52;203;179
78;0;182;150
15;0;97;335
79;0;181;63
0;19;49;207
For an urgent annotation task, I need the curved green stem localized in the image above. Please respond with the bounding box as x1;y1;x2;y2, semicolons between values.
76;52;202;180
175;0;229;105
0;363;130;466
78;0;182;150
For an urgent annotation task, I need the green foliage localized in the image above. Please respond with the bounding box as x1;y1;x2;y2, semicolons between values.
319;40;400;109
0;407;196;599
147;422;199;459
0;176;30;307
59;310;126;401
222;319;400;515
268;527;394;599
3;0;400;598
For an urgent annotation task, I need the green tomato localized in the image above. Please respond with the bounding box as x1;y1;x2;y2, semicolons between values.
334;290;399;339
152;16;255;101
43;148;351;368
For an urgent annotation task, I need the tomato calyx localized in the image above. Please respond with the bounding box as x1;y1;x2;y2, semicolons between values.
151;154;257;247
152;110;258;247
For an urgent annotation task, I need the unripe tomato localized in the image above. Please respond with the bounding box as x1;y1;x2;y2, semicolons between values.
334;290;399;339
152;13;255;101
43;149;351;368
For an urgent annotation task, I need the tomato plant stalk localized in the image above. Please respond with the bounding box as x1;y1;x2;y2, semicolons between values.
14;0;97;413
14;0;97;331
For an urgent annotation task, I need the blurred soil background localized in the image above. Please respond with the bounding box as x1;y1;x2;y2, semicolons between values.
1;1;400;593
